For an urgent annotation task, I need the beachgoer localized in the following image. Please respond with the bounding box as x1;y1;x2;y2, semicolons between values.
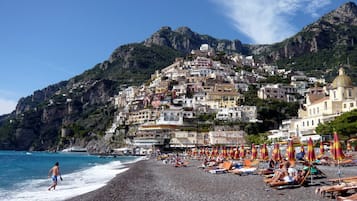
48;162;63;191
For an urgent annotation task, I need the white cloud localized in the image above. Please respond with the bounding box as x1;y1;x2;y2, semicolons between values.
214;0;332;44
0;98;17;115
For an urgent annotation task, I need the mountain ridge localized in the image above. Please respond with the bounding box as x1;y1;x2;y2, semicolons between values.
1;1;357;151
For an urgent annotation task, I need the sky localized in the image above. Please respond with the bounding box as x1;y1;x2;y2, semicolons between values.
0;0;355;115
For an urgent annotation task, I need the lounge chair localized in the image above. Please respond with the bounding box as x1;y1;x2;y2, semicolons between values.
337;193;357;201
320;185;357;198
328;176;357;184
208;161;233;174
271;169;311;190
230;159;260;175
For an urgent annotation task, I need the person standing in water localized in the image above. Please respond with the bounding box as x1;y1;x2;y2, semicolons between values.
48;162;63;191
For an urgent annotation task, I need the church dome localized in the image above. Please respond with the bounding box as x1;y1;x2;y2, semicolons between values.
332;68;353;88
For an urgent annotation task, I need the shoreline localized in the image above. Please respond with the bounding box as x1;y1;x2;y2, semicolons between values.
65;158;356;201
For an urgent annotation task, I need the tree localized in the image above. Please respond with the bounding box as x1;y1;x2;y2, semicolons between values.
315;109;357;140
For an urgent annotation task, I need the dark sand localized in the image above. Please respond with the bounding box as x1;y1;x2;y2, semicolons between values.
67;159;356;201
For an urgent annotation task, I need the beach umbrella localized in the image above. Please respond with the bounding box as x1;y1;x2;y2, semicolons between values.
319;141;325;157
234;146;240;160
306;138;316;162
211;147;215;157
215;146;219;157
332;132;345;161
286;140;295;162
205;147;210;157
239;144;246;159
199;147;204;157
332;131;345;183
222;146;228;158
229;147;235;159
260;144;269;161
251;144;257;160
272;144;282;162
192;148;197;157
306;137;316;185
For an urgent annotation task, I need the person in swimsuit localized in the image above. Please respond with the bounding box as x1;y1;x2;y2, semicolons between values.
48;162;62;191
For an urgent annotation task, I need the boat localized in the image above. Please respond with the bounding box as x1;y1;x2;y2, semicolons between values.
61;146;87;153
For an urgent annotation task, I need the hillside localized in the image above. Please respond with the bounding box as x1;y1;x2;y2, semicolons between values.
1;2;357;151
252;2;357;83
0;27;246;151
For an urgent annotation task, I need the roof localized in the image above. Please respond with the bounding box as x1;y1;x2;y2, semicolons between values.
332;68;353;88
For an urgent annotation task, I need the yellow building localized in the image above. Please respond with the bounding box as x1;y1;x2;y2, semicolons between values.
207;84;243;108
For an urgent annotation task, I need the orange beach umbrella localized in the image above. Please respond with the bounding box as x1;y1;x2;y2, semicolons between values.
319;141;324;156
286;140;295;162
332;131;345;182
213;147;218;157
306;137;316;162
229;147;235;158
234;146;240;160
272;144;282;162
260;144;269;161
251;144;257;160
239;144;246;159
222;147;228;158
205;148;210;157
332;132;345;161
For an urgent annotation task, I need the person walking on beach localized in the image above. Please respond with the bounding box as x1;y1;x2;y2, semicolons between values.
48;162;63;191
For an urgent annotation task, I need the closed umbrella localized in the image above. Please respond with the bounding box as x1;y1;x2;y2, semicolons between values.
251;144;257;160
222;147;228;159
332;131;345;183
260;144;269;161
319;141;325;157
213;147;218;157
239;145;246;159
332;132;345;161
229;147;235;159
205;147;210;157
234;146;240;160
286;140;295;162
307;138;316;162
307;137;316;185
272;144;282;162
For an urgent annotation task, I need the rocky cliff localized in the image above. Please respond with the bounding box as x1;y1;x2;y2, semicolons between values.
253;2;357;80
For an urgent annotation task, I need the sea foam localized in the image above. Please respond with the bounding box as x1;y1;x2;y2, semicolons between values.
1;160;132;201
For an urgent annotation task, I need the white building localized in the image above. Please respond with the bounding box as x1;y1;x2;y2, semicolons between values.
268;68;357;143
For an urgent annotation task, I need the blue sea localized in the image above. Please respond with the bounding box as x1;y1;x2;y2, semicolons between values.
0;150;142;201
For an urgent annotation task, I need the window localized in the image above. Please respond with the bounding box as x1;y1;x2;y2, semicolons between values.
312;120;314;126
324;102;327;110
344;104;347;108
348;89;352;97
350;103;354;107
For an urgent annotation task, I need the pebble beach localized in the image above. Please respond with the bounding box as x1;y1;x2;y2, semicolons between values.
66;158;356;201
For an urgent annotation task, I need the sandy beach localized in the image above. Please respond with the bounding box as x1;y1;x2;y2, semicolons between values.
67;158;356;201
